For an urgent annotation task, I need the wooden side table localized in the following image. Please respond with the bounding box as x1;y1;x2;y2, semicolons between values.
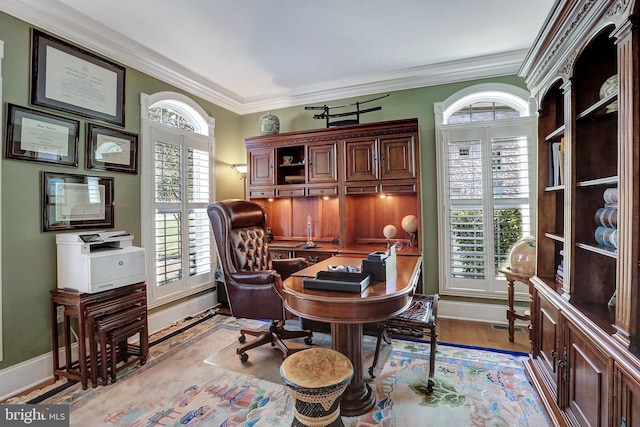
500;268;533;343
50;283;146;389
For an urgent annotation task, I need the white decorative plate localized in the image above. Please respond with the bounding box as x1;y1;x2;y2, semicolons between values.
599;75;618;99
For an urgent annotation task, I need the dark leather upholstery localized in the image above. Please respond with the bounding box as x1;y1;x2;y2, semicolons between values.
207;199;312;361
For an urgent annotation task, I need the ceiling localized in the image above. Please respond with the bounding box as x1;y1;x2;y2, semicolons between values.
2;0;556;114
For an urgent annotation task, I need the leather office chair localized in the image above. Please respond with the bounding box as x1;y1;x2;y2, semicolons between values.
207;199;313;362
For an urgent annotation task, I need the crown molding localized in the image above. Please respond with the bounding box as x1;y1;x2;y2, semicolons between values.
2;0;526;115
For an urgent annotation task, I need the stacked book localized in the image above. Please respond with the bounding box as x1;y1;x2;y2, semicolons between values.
556;249;564;288
594;188;618;250
548;137;565;187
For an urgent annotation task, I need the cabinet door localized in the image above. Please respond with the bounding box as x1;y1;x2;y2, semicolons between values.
345;139;377;181
249;148;274;186
534;289;561;395
379;136;415;180
565;321;610;427
308;143;337;183
615;364;640;427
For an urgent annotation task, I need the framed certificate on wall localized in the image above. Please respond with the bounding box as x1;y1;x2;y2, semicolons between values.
31;29;126;127
86;123;138;174
5;103;79;167
42;171;114;232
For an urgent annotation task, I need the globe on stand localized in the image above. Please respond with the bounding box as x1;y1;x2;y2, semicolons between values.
383;224;398;249
401;214;418;247
508;236;536;276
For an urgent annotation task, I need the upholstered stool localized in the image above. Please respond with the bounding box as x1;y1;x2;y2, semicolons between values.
280;348;354;427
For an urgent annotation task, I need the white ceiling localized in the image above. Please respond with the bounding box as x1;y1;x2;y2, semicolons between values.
2;0;556;114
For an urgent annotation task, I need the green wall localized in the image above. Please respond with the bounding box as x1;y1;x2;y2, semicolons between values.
0;10;529;370
0;12;246;369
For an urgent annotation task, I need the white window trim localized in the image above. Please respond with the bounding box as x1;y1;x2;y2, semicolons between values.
434;84;537;301
434;83;535;125
141;91;214;136
140;92;216;308
0;40;4;361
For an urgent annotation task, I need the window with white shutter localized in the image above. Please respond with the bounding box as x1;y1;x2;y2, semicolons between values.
435;84;536;298
141;92;216;307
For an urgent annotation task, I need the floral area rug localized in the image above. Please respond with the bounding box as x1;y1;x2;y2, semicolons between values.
8;312;551;426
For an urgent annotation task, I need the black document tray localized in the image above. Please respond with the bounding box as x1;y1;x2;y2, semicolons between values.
302;271;371;293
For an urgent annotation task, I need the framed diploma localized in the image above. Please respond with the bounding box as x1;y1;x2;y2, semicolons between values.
86;123;138;174
31;29;126;127
5;103;79;167
42;171;114;232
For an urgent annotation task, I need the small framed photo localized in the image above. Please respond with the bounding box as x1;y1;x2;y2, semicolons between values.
86;123;138;174
42;171;114;232
31;29;126;126
5;103;79;167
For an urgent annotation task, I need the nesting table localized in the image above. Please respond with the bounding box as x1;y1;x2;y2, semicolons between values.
50;283;148;389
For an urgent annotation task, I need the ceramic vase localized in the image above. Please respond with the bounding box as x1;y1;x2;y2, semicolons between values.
259;112;280;135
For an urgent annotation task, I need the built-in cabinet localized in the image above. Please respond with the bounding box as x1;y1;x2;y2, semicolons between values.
244;119;422;260
520;2;640;426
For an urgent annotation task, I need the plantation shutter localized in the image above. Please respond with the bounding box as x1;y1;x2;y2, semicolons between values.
150;126;212;301
448;139;485;279
437;120;535;297
491;135;531;274
155;141;183;285
187;147;212;277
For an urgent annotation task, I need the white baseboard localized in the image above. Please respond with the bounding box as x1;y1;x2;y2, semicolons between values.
0;293;217;402
438;299;528;326
147;292;218;336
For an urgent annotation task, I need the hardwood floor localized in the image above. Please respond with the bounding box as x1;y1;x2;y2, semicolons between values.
222;304;532;354
437;318;531;354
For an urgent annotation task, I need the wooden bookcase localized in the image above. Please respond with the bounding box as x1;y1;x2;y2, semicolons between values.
244;118;422;262
520;2;640;425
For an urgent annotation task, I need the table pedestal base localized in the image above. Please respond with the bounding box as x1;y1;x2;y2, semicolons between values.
331;323;376;417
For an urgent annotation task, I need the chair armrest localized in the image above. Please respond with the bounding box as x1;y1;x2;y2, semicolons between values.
229;270;279;285
272;257;309;280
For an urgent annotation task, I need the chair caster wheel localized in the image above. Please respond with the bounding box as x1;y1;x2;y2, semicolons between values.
238;334;246;343
304;337;313;345
240;353;249;362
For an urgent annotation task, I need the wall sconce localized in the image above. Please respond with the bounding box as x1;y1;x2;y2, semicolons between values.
232;164;248;199
232;164;248;178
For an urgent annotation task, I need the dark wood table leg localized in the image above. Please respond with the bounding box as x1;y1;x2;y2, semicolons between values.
51;300;60;380
331;323;376;417
507;277;516;343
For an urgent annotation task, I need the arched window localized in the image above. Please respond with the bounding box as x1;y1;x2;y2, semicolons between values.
434;83;536;300
140;92;216;308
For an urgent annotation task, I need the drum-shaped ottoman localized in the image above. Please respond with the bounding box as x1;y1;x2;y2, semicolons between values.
280;347;354;427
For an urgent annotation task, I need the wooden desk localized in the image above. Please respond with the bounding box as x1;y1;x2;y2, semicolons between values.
282;255;422;416
500;268;533;343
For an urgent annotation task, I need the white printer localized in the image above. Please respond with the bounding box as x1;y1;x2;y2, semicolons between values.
56;230;146;293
